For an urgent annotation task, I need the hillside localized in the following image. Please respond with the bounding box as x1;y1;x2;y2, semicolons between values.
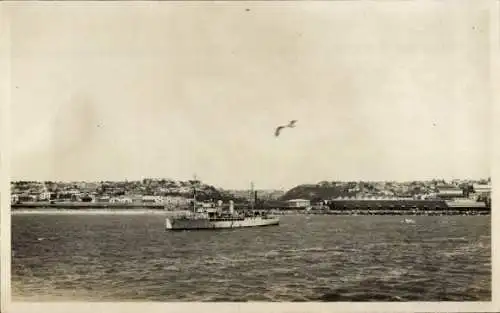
280;184;357;201
279;179;489;202
11;179;239;202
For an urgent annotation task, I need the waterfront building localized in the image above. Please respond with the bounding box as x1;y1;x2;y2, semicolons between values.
11;194;19;204
97;196;111;203
473;184;491;196
110;197;133;204
436;185;463;199
38;191;51;201
286;199;311;209
164;196;189;206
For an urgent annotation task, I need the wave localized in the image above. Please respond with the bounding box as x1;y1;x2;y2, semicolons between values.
11;214;491;301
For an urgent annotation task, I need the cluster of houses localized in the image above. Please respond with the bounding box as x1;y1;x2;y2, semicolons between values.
10;192;191;207
10;179;491;210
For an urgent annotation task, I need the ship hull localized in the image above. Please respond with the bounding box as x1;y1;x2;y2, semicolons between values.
165;216;279;230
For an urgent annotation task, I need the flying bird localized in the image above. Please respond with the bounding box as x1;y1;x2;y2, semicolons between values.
275;120;298;137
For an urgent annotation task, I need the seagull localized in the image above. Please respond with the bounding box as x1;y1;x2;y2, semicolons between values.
275;120;298;137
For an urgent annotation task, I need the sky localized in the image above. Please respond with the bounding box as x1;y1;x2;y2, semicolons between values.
8;2;491;190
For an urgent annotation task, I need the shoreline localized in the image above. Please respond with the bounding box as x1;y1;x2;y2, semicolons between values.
12;209;171;215
11;207;191;215
11;209;490;216
10;201;490;216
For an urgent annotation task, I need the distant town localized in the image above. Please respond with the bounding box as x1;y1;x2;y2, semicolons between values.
10;178;491;214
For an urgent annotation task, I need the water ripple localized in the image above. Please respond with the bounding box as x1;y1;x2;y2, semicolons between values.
11;215;491;301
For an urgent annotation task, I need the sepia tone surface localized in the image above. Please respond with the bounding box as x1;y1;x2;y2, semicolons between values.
9;2;490;189
11;214;490;301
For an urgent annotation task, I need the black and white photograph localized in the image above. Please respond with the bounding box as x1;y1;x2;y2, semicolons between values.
3;1;497;312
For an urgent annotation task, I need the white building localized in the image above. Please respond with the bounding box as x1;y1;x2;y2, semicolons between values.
436;185;463;199
164;196;189;206
38;191;51;201
11;194;19;204
286;199;311;208
121;197;133;204
110;197;133;204
473;184;491;196
110;197;120;204
97;196;110;203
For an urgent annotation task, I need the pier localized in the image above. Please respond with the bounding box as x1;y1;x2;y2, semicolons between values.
11;199;491;216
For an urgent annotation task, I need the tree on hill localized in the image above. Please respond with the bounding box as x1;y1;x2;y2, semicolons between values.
280;184;356;201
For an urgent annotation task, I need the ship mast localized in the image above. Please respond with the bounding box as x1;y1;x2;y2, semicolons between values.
192;174;198;213
250;181;254;211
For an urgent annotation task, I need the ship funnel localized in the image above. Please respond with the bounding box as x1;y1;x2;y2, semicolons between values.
229;200;234;214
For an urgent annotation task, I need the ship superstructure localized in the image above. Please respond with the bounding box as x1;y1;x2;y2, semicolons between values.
165;181;279;230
